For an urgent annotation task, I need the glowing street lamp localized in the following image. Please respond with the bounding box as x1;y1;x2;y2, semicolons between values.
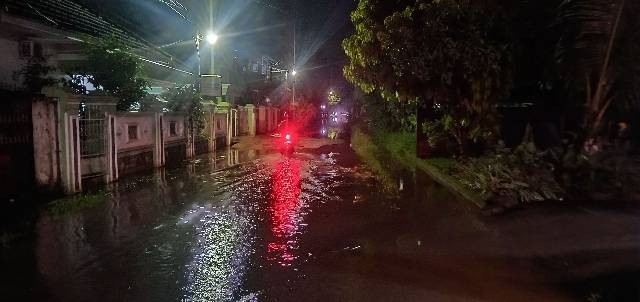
206;32;219;45
194;30;220;94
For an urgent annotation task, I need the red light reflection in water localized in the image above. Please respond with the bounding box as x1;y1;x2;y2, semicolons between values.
267;158;302;266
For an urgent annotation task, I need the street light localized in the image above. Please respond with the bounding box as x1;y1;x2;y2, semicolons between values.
290;69;297;106
206;32;219;45
194;30;220;94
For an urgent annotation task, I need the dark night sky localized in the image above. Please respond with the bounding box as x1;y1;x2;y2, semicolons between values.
76;0;356;102
76;0;355;66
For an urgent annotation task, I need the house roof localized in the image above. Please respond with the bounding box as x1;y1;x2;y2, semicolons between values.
2;0;192;80
3;0;148;47
2;0;186;64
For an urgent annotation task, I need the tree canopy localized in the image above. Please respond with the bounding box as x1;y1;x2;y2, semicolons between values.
343;0;511;154
65;36;149;111
555;0;640;140
163;85;206;137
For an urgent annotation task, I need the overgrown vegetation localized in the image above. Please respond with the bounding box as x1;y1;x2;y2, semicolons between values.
451;143;563;205
64;36;149;111
46;192;110;217
344;0;511;156
13;58;58;93
552;148;640;201
345;0;640;206
163;85;206;137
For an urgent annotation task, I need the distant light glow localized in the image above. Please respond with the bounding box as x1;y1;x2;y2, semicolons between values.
291;69;297;76
206;32;219;45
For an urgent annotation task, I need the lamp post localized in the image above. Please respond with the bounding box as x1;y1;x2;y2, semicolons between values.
206;31;218;78
291;69;297;106
194;30;219;92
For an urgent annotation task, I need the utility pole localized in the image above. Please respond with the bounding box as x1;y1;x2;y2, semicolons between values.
292;0;297;108
209;0;215;82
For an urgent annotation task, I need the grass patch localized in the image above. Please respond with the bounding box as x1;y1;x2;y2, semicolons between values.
351;123;565;208
351;124;486;206
351;127;399;190
46;192;111;216
417;159;487;207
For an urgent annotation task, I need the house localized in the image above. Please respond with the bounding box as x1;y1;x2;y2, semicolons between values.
0;0;191;202
0;0;191;94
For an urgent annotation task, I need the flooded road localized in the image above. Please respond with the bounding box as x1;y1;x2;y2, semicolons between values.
1;143;639;301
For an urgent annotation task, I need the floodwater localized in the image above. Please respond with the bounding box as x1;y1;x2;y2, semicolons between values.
1;144;639;301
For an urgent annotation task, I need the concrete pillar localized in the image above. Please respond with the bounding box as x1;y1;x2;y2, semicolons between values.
186;116;195;159
202;101;216;154
207;111;215;153
246;104;256;137
226;110;232;146
234;109;239;137
106;113;118;182
266;107;273;133
32;98;60;191
153;113;165;167
258;106;267;134
215;102;231;146
62;113;82;193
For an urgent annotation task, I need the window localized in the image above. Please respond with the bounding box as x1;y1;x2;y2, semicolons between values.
169;121;177;137
216;120;222;130
127;124;138;141
19;41;33;58
18;41;42;58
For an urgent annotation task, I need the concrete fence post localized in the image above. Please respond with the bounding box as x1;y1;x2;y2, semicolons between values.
208;111;215;153
32;97;60;191
266;107;272;133
106;113;118;182
185;115;195;159
153;113;165;167
257;106;266;134
234;109;239;137
62;113;82;193
246;104;256;137
226;110;232;146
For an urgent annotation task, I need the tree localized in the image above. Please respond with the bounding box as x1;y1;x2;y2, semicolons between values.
13;58;58;93
163;85;206;137
328;90;341;105
555;0;640;144
344;0;511;155
65;36;149;111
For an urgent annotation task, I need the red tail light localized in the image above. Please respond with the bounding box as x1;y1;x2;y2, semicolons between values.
285;134;291;140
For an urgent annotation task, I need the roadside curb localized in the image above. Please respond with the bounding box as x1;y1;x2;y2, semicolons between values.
414;159;487;208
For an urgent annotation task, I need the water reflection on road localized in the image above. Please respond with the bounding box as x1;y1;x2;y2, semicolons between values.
1;146;639;301
267;158;303;267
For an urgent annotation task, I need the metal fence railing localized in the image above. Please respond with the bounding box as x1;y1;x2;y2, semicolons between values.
79;118;105;158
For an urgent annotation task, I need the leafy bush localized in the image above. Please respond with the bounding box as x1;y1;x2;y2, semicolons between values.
554;148;640;201
13;58;58;93
63;36;149;111
163;86;206;137
452;143;563;205
362;94;417;133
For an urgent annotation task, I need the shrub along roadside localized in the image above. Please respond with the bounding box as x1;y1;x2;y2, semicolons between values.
351;124;565;210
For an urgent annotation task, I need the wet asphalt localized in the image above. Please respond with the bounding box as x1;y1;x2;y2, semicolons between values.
1;140;639;301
